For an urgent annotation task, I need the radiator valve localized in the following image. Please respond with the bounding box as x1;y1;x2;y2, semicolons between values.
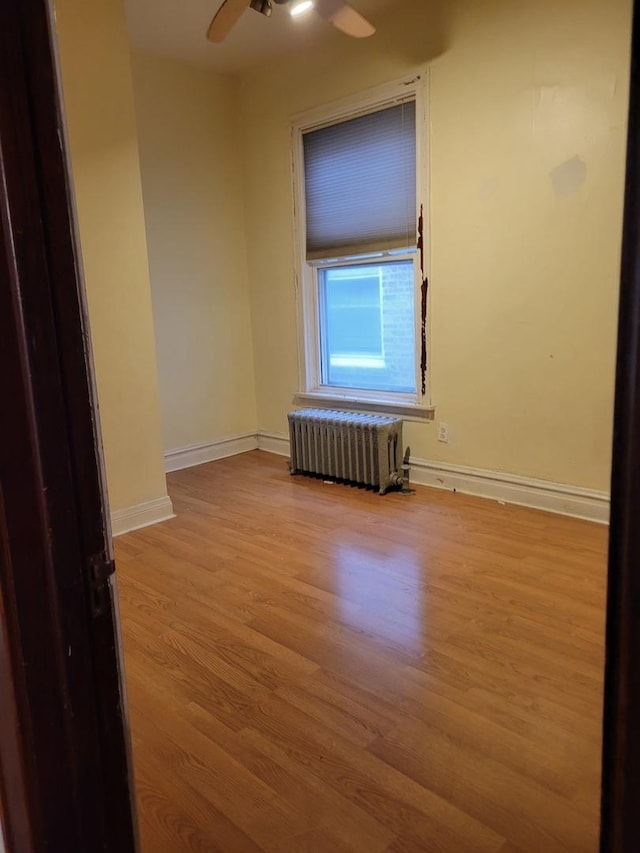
390;446;413;494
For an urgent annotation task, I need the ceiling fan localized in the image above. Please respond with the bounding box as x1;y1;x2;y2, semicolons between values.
207;0;376;43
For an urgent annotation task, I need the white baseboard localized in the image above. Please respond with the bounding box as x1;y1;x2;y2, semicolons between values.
409;458;609;523
257;431;290;456
111;495;175;537
165;433;258;472
255;431;609;523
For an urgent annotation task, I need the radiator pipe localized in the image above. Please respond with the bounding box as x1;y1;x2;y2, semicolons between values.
401;446;411;490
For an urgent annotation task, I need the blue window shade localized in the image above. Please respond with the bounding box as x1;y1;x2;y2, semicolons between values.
303;101;417;260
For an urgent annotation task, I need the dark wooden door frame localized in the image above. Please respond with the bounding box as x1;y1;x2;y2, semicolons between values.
600;2;640;850
0;0;136;850
0;0;639;849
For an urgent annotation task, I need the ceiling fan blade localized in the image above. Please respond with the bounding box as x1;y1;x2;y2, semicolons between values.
207;0;248;42
315;0;375;38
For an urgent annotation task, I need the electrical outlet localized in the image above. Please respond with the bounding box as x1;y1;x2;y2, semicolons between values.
438;422;449;443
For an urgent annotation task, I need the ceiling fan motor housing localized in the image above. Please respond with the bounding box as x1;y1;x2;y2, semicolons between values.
249;0;272;15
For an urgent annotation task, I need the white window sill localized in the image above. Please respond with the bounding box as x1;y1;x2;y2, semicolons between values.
292;391;435;422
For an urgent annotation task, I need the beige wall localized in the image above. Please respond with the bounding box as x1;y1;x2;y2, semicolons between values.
54;0;631;502
130;53;257;451
55;0;168;511
237;0;631;492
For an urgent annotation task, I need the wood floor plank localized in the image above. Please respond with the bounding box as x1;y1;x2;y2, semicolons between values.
115;450;605;852
131;694;312;847
266;827;378;853
368;718;598;852
240;691;505;853
236;727;395;853
133;759;260;853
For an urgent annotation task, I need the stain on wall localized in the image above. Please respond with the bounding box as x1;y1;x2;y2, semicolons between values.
549;156;587;198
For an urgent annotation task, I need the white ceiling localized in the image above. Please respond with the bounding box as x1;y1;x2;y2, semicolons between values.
125;0;397;75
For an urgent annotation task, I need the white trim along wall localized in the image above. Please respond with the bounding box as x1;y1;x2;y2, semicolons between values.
110;495;175;537
165;433;259;472
155;432;610;525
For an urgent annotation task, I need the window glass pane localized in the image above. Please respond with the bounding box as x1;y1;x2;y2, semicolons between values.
319;260;416;394
324;270;382;357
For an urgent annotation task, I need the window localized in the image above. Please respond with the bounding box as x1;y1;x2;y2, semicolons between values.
293;76;430;418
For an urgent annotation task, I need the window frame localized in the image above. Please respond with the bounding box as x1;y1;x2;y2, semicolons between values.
290;73;434;421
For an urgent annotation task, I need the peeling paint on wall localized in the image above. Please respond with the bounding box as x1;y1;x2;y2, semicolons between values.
549;155;587;198
417;204;428;396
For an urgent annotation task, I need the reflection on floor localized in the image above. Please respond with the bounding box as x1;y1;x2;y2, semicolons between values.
115;449;607;853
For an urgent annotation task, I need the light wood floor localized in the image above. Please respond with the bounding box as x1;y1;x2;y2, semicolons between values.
115;450;607;853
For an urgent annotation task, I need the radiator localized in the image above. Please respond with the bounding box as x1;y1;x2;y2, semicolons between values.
288;408;405;495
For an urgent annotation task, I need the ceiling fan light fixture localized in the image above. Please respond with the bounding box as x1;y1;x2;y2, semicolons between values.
290;0;314;18
207;0;374;42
